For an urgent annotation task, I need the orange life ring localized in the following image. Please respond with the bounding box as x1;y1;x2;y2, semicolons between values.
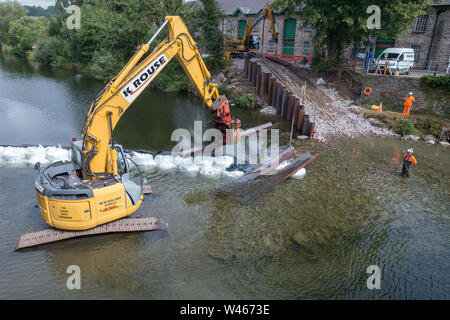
364;87;372;95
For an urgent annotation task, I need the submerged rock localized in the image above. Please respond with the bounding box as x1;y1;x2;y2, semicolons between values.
402;135;420;141
260;106;277;115
291;231;309;248
423;135;435;142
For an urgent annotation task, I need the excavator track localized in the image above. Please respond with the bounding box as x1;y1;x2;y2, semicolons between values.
14;217;167;251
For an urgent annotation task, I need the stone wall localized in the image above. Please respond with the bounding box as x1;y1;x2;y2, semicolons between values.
360;74;450;116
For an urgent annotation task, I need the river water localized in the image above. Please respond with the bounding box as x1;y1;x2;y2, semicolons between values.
0;53;449;299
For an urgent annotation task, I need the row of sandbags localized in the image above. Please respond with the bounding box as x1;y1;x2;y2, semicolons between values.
0;145;71;166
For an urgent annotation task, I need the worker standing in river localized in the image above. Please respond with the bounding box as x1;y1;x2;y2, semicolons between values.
403;92;415;116
401;149;417;176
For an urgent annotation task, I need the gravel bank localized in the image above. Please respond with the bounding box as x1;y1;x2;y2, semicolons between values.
232;58;397;141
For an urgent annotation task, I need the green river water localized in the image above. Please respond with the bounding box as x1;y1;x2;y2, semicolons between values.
0;53;449;299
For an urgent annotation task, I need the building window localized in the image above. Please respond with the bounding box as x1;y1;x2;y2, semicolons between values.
411;44;421;60
414;15;428;33
268;39;277;53
303;41;311;54
227;20;232;35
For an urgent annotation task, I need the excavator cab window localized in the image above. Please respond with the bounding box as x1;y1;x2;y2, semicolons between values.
248;35;260;49
115;146;127;176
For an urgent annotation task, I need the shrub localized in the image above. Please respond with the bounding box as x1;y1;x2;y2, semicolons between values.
232;93;257;109
395;119;414;136
87;49;123;81
217;84;232;97
421;75;450;90
32;36;61;66
312;59;333;73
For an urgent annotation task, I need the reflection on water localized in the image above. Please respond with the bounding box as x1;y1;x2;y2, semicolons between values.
0;53;449;299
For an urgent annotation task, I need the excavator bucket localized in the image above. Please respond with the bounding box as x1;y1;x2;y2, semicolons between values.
211;95;241;144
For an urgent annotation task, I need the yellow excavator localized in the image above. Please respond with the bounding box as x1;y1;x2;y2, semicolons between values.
225;2;278;53
34;16;240;231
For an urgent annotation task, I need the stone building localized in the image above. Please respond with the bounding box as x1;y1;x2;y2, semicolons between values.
215;0;449;70
392;0;449;71
216;0;314;63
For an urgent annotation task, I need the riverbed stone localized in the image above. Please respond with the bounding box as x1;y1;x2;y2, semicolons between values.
297;135;309;140
423;135;435;142
439;141;450;146
426;139;436;144
260;106;276;115
292;231;309;248
403;135;420;141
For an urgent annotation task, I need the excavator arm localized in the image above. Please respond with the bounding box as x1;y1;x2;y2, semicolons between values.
242;2;278;50
225;2;278;52
81;16;239;179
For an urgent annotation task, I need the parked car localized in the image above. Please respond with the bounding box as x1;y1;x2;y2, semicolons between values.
370;48;415;74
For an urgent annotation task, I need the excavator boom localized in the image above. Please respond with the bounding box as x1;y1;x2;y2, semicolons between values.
82;16;238;178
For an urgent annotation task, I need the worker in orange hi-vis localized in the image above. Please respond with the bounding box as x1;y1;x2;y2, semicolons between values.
403;92;415;116
401;148;417;176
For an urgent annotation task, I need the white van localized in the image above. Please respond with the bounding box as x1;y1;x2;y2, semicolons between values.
374;48;415;74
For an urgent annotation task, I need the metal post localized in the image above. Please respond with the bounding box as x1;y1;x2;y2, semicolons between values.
147;20;168;46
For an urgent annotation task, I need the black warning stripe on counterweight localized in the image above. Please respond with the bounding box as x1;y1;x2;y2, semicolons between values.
14;217;167;251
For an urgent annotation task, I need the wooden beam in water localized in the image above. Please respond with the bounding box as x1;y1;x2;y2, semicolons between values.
14;218;167;251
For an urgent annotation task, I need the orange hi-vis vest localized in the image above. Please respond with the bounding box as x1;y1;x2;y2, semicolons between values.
405;95;415;107
403;153;417;164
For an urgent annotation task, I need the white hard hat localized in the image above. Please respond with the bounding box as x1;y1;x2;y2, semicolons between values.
407;148;413;153
408;92;413;95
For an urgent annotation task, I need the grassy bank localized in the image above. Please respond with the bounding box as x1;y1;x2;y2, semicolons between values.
359;107;449;138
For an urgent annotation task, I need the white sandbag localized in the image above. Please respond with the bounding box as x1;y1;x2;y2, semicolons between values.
291;168;306;180
2;147;27;163
24;145;47;160
222;170;245;179
276;160;291;171
213;155;234;169
178;162;200;177
172;155;185;166
46;146;70;162
132;152;157;171
132;152;153;165
27;154;50;165
199;166;222;179
194;156;215;168
155;154;177;171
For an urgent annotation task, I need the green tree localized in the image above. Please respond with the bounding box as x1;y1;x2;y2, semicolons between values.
24;5;59;18
7;16;48;56
0;0;27;45
273;0;432;66
197;0;225;72
33;36;62;66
